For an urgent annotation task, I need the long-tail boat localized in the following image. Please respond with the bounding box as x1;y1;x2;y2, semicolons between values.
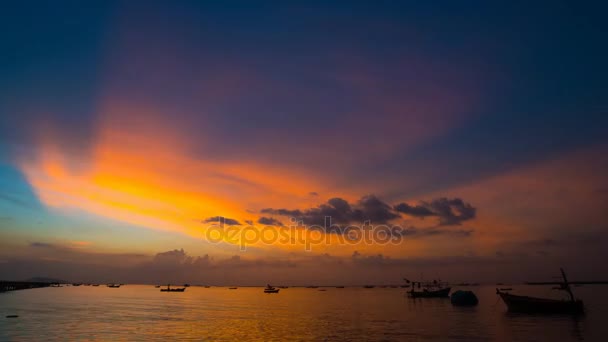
496;268;584;314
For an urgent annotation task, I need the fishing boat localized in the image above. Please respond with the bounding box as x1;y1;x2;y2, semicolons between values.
496;268;584;314
160;285;186;292
264;285;280;293
406;278;451;298
107;284;121;288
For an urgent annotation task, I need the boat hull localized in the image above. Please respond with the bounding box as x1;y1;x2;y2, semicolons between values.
498;292;584;314
264;289;280;293
409;287;451;298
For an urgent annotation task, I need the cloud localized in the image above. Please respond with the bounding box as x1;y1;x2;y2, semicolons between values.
394;227;473;238
201;216;242;226
261;195;400;227
30;242;54;248
257;217;285;227
394;197;476;225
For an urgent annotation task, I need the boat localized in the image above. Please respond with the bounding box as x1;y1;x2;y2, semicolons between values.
264;285;280;293
335;286;345;288
107;284;121;288
204;286;210;288
160;285;186;292
363;285;375;288
451;290;479;306
496;268;584;314
305;286;318;288
228;287;238;290
406;279;451;298
154;285;161;288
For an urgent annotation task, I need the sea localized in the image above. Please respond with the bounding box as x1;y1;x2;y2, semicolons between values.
1;285;607;341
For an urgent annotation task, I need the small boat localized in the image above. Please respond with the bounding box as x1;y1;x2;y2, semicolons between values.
305;286;318;288
154;285;161;288
264;284;280;293
363;285;375;288
160;285;186;292
496;268;584;314
107;284;121;288
335;286;345;288
451;290;479;306
204;286;210;288
406;279;451;298
228;287;238;290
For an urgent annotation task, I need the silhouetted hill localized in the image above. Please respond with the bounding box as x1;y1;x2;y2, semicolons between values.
25;277;67;284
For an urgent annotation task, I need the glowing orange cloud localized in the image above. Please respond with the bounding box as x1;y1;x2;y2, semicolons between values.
18;101;330;247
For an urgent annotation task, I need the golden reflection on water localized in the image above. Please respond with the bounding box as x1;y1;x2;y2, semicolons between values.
0;285;605;341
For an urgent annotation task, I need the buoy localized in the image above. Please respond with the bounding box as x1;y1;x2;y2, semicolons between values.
450;290;479;306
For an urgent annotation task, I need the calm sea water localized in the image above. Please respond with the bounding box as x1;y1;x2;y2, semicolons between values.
1;285;607;341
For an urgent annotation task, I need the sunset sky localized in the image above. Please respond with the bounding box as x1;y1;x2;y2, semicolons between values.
1;1;607;285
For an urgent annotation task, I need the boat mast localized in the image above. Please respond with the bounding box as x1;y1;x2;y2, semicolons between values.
560;268;575;302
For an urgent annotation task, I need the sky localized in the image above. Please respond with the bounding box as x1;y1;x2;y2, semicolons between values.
1;1;607;285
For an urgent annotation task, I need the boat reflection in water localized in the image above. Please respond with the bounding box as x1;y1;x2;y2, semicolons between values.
496;268;584;314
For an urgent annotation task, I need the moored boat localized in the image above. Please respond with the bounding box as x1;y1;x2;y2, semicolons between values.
406;279;451;298
264;284;279;293
161;285;186;292
496;268;584;314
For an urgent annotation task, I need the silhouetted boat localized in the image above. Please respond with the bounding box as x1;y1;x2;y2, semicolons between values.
228;287;238;290
305;286;318;288
335;286;345;288
204;286;210;288
161;285;185;292
107;284;121;288
497;268;584;314
264;284;279;293
406;279;451;298
363;285;375;288
154;285;161;288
